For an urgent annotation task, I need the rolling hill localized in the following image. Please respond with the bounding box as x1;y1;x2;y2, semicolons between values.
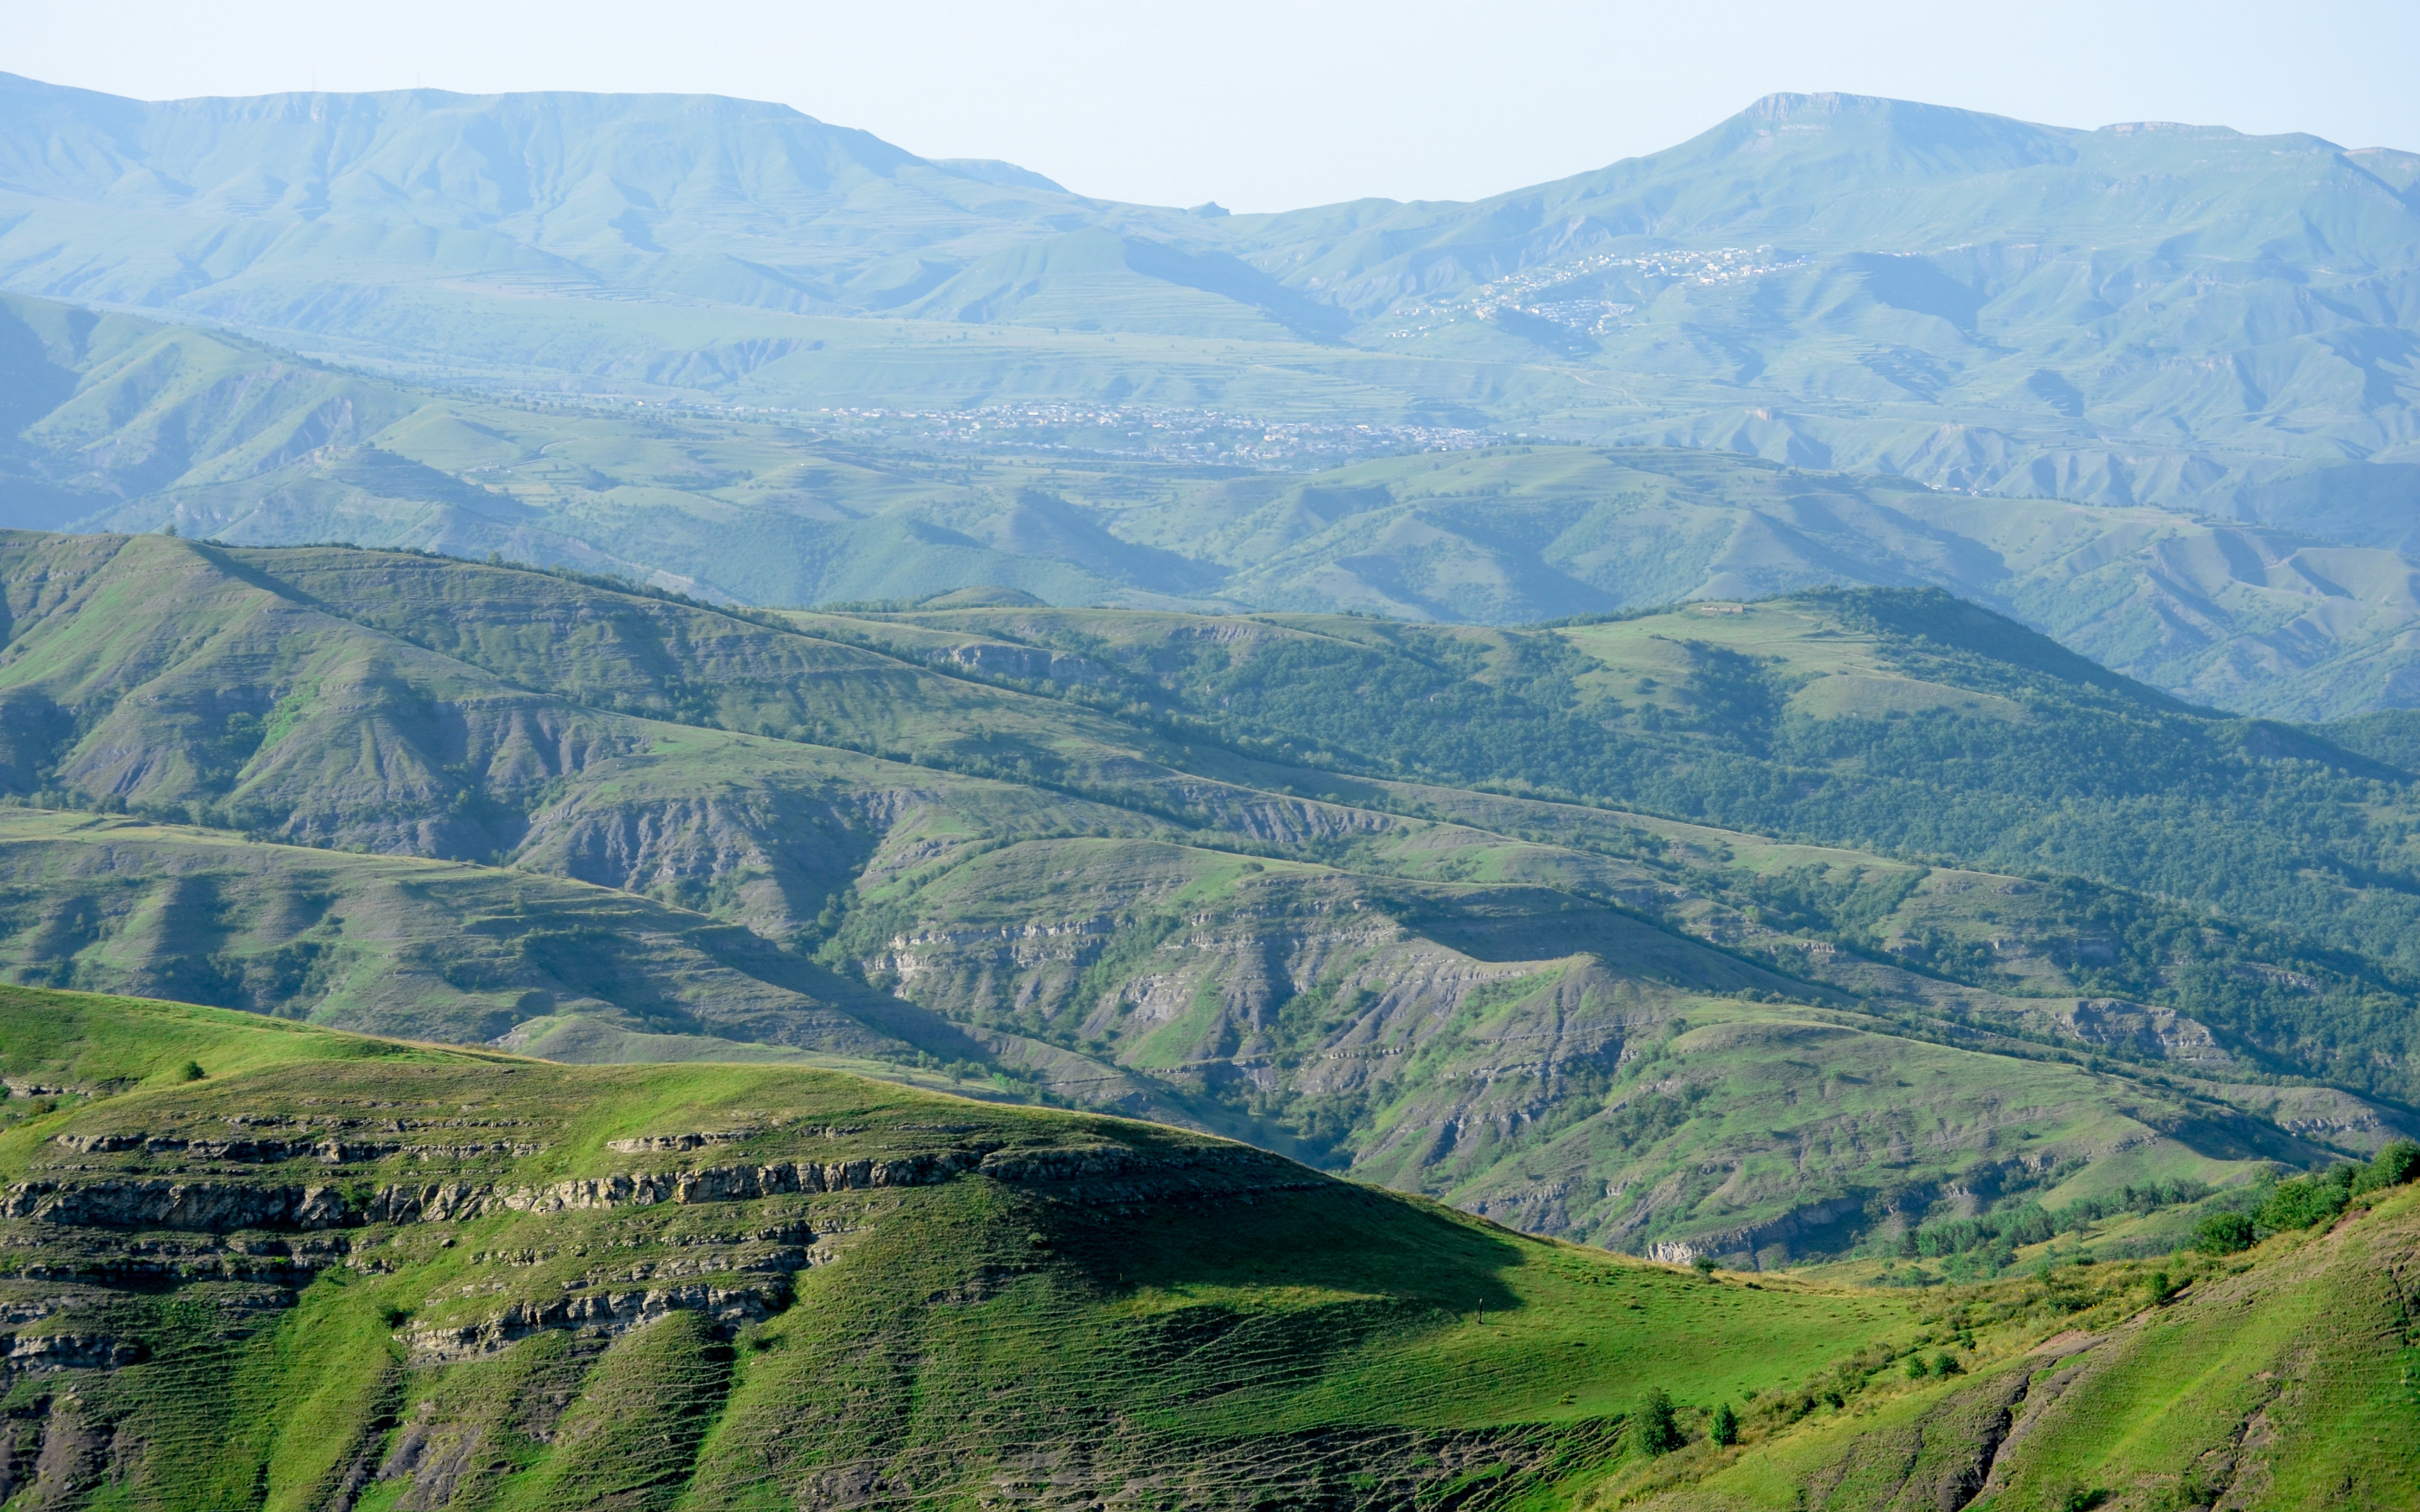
5;531;2420;1269
0;987;2413;1509
7;292;2420;717
5;70;2417;1509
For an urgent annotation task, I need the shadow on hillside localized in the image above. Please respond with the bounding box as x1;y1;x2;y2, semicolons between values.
1052;1179;1526;1320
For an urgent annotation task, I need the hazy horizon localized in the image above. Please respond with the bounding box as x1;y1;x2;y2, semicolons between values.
7;0;2414;213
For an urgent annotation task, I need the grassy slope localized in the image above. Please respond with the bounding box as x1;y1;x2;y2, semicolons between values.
0;808;899;1049
871;591;2420;1102
2;988;2411;1509
0;988;1898;1509
6;538;2417;1263
1610;1184;2420;1512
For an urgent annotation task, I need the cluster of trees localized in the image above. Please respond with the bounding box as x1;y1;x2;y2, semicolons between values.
2196;1140;2420;1253
1896;1180;2215;1273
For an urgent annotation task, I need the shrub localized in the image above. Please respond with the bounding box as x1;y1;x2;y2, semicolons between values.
2144;1270;2177;1305
1931;1352;1962;1378
177;1060;205;1082
2353;1139;2420;1194
1691;1255;1718;1278
2194;1211;2256;1254
1905;1354;1931;1380
1710;1401;1739;1446
1635;1388;1683;1454
2258;1173;2349;1231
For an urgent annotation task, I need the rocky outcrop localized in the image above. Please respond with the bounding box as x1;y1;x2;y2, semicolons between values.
50;1132;530;1163
4;1179;354;1232
0;1333;141;1373
403;1282;779;1361
7;1142;1296;1236
1648;1195;1869;1269
934;643;1114;685
605;1131;758;1152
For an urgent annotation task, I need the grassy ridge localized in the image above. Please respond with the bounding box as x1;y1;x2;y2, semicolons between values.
3;987;2412;1509
0;988;1898;1507
9;280;2420;718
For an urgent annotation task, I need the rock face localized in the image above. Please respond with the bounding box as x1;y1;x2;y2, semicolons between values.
7;1144;1309;1236
402;1282;785;1362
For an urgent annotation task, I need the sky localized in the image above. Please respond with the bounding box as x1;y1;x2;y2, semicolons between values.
3;0;2413;213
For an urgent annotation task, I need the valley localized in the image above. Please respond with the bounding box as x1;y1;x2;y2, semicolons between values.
0;61;2415;1509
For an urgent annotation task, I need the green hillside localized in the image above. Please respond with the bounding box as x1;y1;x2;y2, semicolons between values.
0;988;2412;1509
1103;445;2420;718
865;590;2420;1011
8;294;2420;718
5;533;2419;1269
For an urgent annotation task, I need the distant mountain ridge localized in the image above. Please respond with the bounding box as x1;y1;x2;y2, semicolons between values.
0;74;2414;528
5;287;2420;718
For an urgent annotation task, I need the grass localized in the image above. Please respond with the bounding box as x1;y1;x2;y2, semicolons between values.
7;981;2415;1508
0;984;1909;1507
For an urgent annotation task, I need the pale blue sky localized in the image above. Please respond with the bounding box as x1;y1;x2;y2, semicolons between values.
3;0;2411;213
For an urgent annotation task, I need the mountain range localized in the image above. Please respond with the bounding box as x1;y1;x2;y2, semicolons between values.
0;74;2414;525
4;69;2420;1504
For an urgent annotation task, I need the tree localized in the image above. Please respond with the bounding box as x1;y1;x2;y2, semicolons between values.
1636;1388;1683;1454
1691;1254;1718;1278
2257;1174;2348;1231
2354;1139;2420;1194
1710;1401;1739;1446
2194;1211;2256;1254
